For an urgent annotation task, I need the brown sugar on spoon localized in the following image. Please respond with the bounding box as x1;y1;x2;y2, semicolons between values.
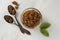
22;8;42;28
8;5;16;15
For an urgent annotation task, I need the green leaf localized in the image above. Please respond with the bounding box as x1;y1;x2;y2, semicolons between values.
40;29;49;37
40;22;51;29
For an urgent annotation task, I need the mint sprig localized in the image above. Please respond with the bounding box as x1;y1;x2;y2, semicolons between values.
40;29;49;37
40;22;51;37
40;22;51;29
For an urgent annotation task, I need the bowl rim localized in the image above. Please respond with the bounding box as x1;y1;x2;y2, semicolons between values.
20;8;42;28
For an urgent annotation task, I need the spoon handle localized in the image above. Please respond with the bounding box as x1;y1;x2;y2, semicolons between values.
14;14;31;35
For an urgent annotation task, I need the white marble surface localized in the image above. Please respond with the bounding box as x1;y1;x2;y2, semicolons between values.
0;0;60;40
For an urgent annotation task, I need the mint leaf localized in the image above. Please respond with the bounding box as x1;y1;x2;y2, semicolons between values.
40;22;51;29
40;29;49;37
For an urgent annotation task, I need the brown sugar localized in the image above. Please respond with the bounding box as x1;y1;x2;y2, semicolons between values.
8;5;16;15
15;6;19;9
12;1;19;6
12;1;19;9
4;15;13;23
22;8;42;28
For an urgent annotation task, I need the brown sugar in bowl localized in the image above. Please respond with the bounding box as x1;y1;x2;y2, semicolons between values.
21;8;42;28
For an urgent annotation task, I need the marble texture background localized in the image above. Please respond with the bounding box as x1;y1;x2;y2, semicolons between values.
0;0;60;40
